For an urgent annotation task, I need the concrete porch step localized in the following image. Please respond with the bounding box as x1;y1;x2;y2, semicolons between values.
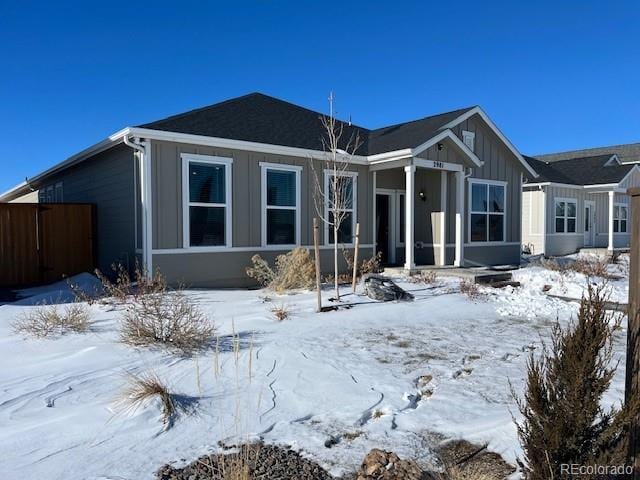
382;265;515;284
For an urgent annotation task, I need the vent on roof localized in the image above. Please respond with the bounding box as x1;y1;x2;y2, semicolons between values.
462;130;475;152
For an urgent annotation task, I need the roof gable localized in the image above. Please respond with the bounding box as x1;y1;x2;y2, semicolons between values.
524;153;634;186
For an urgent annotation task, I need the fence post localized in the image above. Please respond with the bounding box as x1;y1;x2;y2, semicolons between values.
313;218;322;313
352;222;360;293
627;187;640;476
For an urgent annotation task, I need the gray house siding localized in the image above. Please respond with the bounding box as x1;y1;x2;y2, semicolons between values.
525;185;632;256
149;139;373;287
450;114;524;266
32;144;137;273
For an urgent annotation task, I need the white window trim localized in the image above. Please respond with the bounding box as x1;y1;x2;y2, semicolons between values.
260;162;302;248
462;130;475;152
181;153;233;250
613;202;628;234
467;178;507;244
554;197;578;234
323;169;358;246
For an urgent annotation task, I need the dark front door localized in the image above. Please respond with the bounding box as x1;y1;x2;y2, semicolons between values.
376;194;390;264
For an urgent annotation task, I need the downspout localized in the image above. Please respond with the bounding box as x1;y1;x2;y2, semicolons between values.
124;136;153;277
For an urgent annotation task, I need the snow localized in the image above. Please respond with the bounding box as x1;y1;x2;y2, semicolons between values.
0;258;629;479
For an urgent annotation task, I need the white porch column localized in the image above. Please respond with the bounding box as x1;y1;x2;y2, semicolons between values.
608;190;615;252
440;171;447;265
404;165;416;271
454;170;465;267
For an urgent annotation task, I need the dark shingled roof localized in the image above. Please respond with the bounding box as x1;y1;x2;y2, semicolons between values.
523;154;634;186
535;143;640;164
139;92;476;156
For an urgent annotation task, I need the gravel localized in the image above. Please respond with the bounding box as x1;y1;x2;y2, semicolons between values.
156;442;342;480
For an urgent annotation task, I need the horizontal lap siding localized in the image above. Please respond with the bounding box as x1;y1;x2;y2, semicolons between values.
34;144;136;273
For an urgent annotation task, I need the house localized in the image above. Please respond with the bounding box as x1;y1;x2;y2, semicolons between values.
522;150;640;256
1;93;536;287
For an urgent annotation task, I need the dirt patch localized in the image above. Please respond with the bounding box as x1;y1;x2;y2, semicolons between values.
436;439;516;479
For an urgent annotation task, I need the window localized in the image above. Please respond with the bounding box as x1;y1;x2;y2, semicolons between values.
182;154;233;248
261;163;301;246
462;130;475;152
554;199;577;233
469;180;506;242
324;170;357;244
614;204;628;233
54;182;63;202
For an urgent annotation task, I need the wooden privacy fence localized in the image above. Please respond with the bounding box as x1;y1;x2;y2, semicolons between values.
0;204;95;287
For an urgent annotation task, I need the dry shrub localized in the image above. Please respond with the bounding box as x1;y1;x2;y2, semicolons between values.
459;280;480;299
270;303;291;322
246;248;315;292
13;304;91;337
92;263;167;305
408;270;438;284
343;250;383;282
542;257;613;279
118;372;175;425
512;284;636;479
120;282;214;354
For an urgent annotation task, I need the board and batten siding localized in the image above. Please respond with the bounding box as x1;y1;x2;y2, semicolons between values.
449;113;525;265
522;187;545;255
150;139;373;286
29;143;137;274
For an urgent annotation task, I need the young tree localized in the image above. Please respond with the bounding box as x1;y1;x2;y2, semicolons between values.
512;283;637;479
311;93;362;301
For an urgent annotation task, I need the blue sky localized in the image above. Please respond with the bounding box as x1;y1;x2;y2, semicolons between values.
1;0;639;193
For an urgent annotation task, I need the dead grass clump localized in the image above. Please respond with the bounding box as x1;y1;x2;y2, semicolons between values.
246;248;316;292
13;304;91;337
571;256;612;278
408;270;438;284
270;303;291;322
459;280;480;299
118;372;175;425
120;288;214;354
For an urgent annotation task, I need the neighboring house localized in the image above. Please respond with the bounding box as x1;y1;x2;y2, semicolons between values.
1;93;536;286
522;152;640;256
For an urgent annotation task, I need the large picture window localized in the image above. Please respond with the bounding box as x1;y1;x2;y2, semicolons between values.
555;198;577;233
182;154;233;248
469;180;506;242
324;170;357;245
614;204;628;233
261;163;301;246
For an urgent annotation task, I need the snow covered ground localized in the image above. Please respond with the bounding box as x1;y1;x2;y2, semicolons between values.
0;257;629;480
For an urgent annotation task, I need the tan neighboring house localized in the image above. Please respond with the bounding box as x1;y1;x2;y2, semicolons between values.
522;146;640;256
1;93;536;286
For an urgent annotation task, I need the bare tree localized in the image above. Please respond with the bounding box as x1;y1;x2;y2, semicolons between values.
311;92;363;300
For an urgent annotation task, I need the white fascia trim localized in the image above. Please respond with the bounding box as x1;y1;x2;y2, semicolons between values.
367;149;414;162
439;106;539;178
0;127;131;201
412;129;482;168
604;154;621;166
130;127;369;165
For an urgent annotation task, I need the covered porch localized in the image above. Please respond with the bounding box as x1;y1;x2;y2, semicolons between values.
370;131;482;272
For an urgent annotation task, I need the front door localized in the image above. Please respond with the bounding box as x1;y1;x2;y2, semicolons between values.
584;202;595;246
376;194;390;264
